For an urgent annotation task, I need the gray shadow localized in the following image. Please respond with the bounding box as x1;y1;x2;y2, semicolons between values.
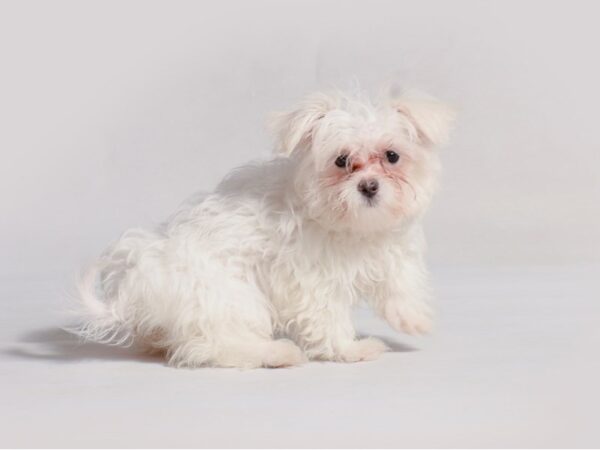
357;333;417;352
4;327;162;364
5;328;415;366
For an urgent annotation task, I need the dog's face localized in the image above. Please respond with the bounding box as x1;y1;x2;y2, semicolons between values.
271;90;454;233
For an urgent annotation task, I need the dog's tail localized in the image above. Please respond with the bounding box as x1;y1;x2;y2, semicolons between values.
64;262;132;346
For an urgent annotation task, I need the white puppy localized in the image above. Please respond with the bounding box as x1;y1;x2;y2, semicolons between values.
71;88;454;368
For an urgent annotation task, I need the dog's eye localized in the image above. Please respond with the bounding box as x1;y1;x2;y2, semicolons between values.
335;154;348;168
385;150;400;164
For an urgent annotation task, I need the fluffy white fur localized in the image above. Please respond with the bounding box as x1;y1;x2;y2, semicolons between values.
70;87;454;368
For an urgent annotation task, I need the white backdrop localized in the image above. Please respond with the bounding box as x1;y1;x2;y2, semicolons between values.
1;2;600;447
1;0;599;279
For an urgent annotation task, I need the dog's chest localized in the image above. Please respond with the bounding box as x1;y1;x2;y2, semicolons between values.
263;229;394;292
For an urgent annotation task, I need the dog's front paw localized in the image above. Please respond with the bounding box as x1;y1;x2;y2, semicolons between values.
338;337;388;362
384;300;433;335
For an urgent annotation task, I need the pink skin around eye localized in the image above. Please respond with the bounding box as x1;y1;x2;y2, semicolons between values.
351;152;400;175
330;142;416;175
323;151;405;187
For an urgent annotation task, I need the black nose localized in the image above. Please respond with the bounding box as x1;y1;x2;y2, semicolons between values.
358;179;379;198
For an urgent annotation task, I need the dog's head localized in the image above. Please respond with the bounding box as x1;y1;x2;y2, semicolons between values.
270;89;454;233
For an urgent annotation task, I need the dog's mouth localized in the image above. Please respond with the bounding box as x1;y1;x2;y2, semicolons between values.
364;197;378;207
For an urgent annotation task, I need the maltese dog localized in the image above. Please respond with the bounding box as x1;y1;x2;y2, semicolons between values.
71;87;454;368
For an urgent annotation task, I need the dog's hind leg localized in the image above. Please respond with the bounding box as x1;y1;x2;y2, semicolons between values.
165;335;306;368
158;270;306;368
213;338;307;368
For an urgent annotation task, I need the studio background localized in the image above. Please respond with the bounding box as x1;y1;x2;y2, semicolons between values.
1;1;598;447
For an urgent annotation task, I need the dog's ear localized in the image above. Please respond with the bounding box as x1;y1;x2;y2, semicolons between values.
269;93;337;156
391;92;456;147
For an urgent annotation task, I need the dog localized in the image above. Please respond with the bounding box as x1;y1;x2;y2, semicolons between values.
70;87;454;368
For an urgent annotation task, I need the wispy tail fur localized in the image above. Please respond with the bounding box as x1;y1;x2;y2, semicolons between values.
64;263;132;346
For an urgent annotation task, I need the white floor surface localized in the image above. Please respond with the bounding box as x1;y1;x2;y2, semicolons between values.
1;266;599;448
